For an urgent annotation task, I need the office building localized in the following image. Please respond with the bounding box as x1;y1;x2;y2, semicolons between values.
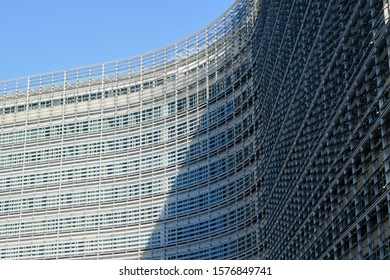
0;0;389;259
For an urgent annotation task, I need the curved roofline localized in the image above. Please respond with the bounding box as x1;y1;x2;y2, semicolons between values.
2;0;242;84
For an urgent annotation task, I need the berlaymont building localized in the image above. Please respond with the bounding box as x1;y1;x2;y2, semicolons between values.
0;0;389;260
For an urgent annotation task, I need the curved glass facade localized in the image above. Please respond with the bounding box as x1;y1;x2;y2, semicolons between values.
0;0;259;259
0;0;389;259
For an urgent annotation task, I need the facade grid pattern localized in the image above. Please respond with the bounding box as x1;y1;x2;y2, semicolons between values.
0;0;389;259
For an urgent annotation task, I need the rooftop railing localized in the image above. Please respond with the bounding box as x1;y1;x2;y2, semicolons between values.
0;0;256;98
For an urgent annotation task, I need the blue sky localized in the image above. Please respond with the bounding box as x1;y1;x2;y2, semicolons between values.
0;0;234;80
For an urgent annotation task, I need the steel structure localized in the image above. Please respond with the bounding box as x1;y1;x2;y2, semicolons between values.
0;0;389;259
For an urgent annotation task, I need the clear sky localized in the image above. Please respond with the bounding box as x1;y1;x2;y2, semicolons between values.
0;0;235;80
